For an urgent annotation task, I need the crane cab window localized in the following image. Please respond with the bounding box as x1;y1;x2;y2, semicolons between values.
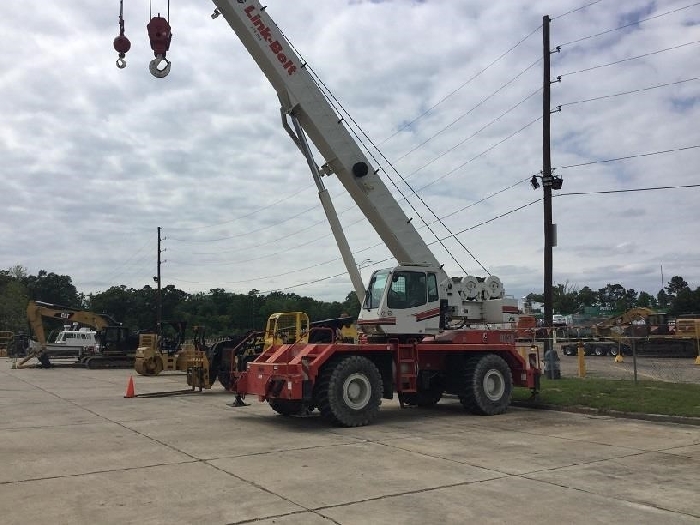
388;271;428;309
364;270;390;309
427;273;439;302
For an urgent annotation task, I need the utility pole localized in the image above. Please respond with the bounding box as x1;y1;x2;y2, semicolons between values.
543;15;554;362
156;226;162;340
539;15;563;375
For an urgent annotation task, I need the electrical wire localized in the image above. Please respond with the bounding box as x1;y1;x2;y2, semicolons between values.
415;115;543;192
553;0;607;20
559;40;700;77
167;173;700;293
165;186;312;232
557;144;700;169
558;1;700;48
405;87;542;182
167;204;318;243
556;183;700;196
395;58;542;162
558;77;699;108
378;24;543;145
306;65;486;275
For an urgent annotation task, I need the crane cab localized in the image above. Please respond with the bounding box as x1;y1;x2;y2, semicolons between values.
358;266;443;340
358;266;519;341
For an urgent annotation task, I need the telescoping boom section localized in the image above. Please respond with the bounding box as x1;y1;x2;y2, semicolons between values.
209;1;540;425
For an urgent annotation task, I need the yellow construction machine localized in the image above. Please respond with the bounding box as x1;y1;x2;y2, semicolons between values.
185;312;361;394
591;307;699;357
133;321;194;375
187;312;311;391
19;300;136;368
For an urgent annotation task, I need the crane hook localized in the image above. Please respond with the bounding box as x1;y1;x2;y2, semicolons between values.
149;56;172;78
113;0;131;69
147;14;172;78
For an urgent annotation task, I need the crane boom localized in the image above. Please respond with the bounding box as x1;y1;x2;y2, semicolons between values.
210;1;515;337
211;0;440;268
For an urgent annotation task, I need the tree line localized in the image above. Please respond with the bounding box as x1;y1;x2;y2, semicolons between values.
0;265;360;338
525;277;700;318
1;265;698;337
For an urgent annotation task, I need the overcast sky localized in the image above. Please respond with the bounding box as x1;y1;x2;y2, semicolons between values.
1;0;699;303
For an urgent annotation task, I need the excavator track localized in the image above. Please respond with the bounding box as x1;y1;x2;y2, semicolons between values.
81;356;135;369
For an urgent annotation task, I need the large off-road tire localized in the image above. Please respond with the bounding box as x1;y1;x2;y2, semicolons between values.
315;356;383;427
459;354;512;416
269;399;304;416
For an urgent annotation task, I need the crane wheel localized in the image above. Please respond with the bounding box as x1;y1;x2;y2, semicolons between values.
315;355;383;427
459;354;512;416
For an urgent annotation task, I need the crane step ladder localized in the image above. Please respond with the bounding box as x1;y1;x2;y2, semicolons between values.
396;344;418;395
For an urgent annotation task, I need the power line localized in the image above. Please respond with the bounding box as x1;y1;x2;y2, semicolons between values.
167;204;318;243
309;67;489;275
415;114;543;192
165;186;312;232
435;179;700;244
553;0;607;20
559;40;700;77
557;144;700;169
395;58;542;162
558;77;699;108
557;183;700;196
379;24;543;145
172;175;700;294
558;1;700;48
405;88;542;182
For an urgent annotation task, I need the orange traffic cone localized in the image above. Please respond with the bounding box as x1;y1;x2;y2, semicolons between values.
124;376;136;398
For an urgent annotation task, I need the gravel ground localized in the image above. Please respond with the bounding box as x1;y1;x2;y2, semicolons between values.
556;351;700;383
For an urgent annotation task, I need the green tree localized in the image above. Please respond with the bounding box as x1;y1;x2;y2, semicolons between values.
577;286;598;309
598;283;626;311
669;287;700;317
0;267;29;332
553;282;579;315
23;270;80;307
637;291;657;308
666;276;689;298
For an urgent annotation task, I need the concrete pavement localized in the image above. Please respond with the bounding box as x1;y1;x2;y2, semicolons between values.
1;359;698;524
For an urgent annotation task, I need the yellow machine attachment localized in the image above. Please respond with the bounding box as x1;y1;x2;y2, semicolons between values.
264;312;310;347
186;312;311;391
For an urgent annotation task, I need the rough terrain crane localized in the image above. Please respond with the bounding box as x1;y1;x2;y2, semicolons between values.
20;300;137;369
153;1;541;426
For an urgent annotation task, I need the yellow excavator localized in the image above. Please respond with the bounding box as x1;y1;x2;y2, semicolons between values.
19;300;137;368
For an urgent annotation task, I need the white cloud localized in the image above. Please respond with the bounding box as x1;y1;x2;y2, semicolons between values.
1;0;699;303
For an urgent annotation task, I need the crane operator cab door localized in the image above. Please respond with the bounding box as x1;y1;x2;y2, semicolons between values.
360;267;442;339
